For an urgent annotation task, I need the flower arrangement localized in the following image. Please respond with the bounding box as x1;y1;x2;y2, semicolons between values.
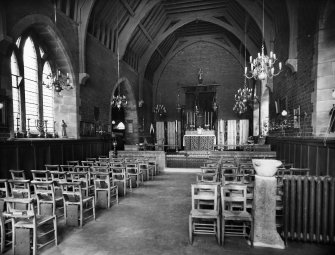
153;104;167;118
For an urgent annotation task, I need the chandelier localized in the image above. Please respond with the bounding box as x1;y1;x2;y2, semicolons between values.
43;70;73;93
233;81;253;114
244;0;282;80
111;10;127;110
112;95;127;109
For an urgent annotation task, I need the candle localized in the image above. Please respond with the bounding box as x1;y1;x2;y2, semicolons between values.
210;112;213;128
279;62;282;70
249;55;252;63
193;113;195;125
205;112;207;125
207;112;209;125
175;120;177;132
186;112;188;125
244;67;247;74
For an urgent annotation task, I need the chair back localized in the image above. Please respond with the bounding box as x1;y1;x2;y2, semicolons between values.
91;165;110;173
3;197;35;216
95;161;110;167
74;165;91;173
191;183;219;212
60;165;74;172
8;180;31;198
221;184;248;213
196;173;218;183
9;170;26;180
0;179;9;212
31;180;56;203
86;157;96;162
59;182;84;203
81;161;95;166
31;170;51;181
67;160;79;166
45;164;60;171
50;171;68;183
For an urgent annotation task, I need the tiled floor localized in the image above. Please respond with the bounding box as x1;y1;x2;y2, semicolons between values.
7;170;335;255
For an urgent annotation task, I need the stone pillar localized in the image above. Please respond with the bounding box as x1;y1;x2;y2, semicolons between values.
253;175;285;249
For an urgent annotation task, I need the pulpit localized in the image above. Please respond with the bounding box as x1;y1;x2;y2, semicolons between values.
183;130;216;150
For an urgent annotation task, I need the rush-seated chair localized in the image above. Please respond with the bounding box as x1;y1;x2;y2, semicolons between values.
3;197;57;255
221;184;253;246
189;183;220;245
58;182;95;227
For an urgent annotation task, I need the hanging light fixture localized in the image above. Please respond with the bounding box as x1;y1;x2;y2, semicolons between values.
43;70;73;93
176;89;181;112
111;6;127;109
245;0;282;80
233;20;254;114
43;2;73;94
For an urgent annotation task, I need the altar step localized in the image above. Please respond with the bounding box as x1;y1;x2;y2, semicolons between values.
164;167;201;173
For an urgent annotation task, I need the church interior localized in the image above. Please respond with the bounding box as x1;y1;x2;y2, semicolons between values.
0;0;335;254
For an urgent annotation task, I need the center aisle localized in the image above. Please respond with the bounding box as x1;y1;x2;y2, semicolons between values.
42;172;335;255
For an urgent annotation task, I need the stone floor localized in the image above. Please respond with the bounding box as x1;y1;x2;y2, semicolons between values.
10;170;335;255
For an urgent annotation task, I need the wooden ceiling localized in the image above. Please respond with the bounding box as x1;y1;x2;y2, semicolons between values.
88;0;288;82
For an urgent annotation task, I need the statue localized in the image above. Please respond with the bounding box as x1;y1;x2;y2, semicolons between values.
198;68;203;84
61;120;68;138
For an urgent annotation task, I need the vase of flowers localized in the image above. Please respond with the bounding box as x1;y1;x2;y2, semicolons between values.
153;104;167;121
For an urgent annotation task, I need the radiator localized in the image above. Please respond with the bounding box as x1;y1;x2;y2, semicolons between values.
283;176;335;244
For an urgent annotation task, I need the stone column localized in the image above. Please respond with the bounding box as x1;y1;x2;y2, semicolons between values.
253;175;285;249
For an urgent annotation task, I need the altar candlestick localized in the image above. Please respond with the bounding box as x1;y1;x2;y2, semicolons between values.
205;112;206;125
186;112;188;125
175;120;177;132
193;113;195;126
210;112;213;128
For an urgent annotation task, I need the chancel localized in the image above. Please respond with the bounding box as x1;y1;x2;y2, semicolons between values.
0;0;335;254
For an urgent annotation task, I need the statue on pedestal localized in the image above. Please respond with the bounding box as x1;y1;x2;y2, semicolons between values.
61;120;68;138
198;68;203;84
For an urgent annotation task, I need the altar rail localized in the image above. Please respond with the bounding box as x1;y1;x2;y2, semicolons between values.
166;151;276;168
0;138;113;179
283;176;335;244
267;136;335;176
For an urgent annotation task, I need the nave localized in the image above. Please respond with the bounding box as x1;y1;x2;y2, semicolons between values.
11;171;333;255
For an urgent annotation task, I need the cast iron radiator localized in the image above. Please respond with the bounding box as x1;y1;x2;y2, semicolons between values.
283;176;335;244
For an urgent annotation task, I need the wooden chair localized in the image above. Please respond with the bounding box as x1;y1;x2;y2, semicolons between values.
31;181;63;217
126;163;143;188
69;171;94;197
0;179;12;254
221;166;240;185
58;182;95;227
221;184;253;246
45;165;60;171
110;166;132;196
148;158;158;175
31;170;51;181
3;197;57;255
0;179;10;211
138;162;151;181
189;183;220;245
91;171;118;208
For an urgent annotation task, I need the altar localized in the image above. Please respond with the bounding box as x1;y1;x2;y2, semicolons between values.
183;130;216;151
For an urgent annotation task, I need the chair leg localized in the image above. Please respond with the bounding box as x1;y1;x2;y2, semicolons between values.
54;217;58;246
33;224;37;255
108;189;111;208
80;203;83;227
250;220;254;247
217;217;221;245
92;197;96;220
189;215;193;244
221;217;225;246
